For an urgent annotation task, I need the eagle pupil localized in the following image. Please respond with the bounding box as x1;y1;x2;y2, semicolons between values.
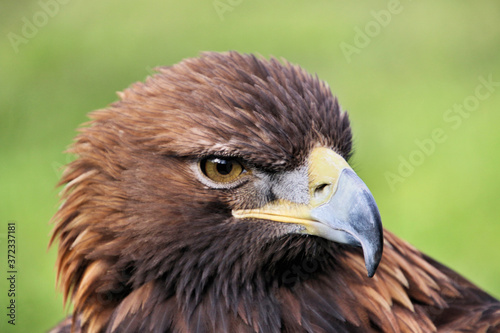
216;160;233;175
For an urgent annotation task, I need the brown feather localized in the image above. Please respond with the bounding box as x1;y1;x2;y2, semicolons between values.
49;51;500;332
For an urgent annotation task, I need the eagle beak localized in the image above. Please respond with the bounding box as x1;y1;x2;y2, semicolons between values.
309;167;383;277
233;147;383;277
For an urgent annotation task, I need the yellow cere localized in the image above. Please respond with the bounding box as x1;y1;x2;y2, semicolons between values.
308;147;351;207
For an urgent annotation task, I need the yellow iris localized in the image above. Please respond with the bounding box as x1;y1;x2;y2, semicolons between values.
201;158;245;184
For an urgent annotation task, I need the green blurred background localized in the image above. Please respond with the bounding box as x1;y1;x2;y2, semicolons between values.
1;0;499;331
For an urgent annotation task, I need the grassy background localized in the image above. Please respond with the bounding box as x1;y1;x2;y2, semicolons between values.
1;0;499;331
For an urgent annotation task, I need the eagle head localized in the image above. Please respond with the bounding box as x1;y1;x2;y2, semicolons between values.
51;51;383;332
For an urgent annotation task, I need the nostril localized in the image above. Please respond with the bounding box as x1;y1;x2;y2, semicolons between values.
314;183;331;199
315;183;327;192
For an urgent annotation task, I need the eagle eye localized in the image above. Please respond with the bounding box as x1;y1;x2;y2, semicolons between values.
199;157;246;185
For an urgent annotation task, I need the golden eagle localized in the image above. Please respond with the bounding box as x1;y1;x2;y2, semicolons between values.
50;52;500;332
